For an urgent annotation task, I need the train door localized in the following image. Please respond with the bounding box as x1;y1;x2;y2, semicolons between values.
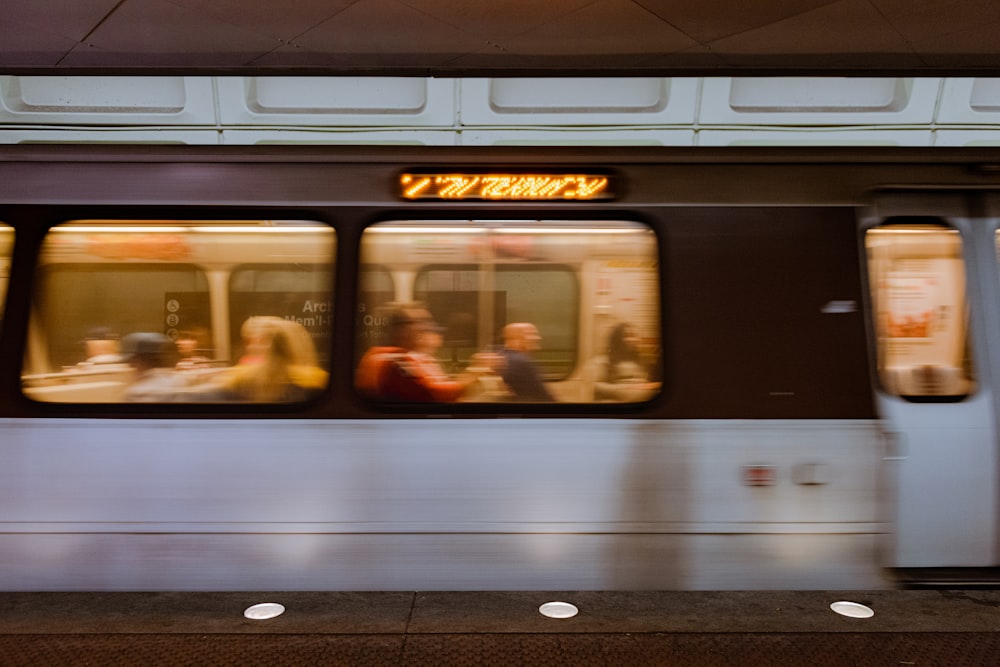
863;198;999;575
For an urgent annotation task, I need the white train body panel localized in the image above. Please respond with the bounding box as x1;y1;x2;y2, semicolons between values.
0;418;886;590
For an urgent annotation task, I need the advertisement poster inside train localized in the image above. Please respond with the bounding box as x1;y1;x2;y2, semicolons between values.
596;260;660;345
884;258;965;367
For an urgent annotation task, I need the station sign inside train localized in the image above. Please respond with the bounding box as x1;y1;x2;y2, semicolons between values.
399;173;614;201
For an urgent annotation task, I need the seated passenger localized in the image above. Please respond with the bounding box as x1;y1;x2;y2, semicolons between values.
498;322;556;402
592;322;658;402
212;317;327;402
121;332;184;402
174;325;213;371
79;326;125;366
356;305;485;402
236;316;269;366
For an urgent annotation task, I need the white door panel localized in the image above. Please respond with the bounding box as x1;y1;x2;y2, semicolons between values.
866;212;999;569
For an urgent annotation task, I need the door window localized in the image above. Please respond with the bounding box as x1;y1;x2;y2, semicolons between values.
866;222;975;399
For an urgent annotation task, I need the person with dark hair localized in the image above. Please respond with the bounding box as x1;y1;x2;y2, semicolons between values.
606;322;645;382
174;325;213;371
593;322;657;402
121;332;184;402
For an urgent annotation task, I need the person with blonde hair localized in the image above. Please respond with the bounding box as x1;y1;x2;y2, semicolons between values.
216;316;327;402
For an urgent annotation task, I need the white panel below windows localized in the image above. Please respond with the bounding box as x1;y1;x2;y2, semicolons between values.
0;76;216;125
459;129;694;146
217;77;457;126
936;78;1000;124
0;129;221;144
221;129;458;145
697;129;933;147
933;130;1000;147
460;78;697;125
699;78;941;126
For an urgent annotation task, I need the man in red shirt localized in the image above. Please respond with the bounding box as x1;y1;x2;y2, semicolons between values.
356;306;480;402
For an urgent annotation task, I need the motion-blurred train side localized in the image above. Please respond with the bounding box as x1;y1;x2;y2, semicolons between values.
0;145;997;590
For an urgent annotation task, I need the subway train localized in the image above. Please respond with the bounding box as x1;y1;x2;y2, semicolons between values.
0;144;998;590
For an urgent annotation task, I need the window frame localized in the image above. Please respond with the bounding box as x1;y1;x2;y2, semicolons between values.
353;217;663;408
21;219;337;407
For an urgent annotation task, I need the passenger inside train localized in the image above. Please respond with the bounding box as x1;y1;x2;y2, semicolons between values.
174;326;213;371
591;322;660;402
236;317;269;366
80;327;125;366
498;322;556;402
20;220;335;404
198;316;327;403
356;305;493;402
19;218;669;405
121;332;184;403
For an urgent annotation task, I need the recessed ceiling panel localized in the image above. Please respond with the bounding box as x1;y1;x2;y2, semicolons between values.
498;0;697;56
167;0;353;41
634;0;841;43
293;0;484;57
79;0;281;65
1;0;999;73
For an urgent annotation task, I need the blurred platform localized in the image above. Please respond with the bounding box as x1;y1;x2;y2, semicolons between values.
2;590;1000;665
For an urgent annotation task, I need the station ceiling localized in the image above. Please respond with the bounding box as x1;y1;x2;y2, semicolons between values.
4;0;999;76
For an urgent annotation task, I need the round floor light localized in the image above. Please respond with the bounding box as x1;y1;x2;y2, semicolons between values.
830;601;874;618
539;601;579;619
244;602;286;620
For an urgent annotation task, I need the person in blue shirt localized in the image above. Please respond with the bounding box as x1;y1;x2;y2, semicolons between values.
499;322;556;402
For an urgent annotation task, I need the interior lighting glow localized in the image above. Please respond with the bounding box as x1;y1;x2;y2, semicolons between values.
53;226;326;234
367;227;486;234
367;226;643;235
190;227;330;234
52;226;190;234
830;601;874;618
539;601;579;619
484;227;646;235
244;602;286;620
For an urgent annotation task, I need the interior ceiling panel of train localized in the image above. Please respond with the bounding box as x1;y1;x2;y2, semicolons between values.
3;0;999;75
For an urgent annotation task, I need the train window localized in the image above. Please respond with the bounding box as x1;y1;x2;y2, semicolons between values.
22;220;335;404
0;223;11;330
866;223;975;400
355;220;661;404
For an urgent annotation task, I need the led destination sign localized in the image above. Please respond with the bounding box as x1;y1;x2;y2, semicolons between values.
400;173;612;201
